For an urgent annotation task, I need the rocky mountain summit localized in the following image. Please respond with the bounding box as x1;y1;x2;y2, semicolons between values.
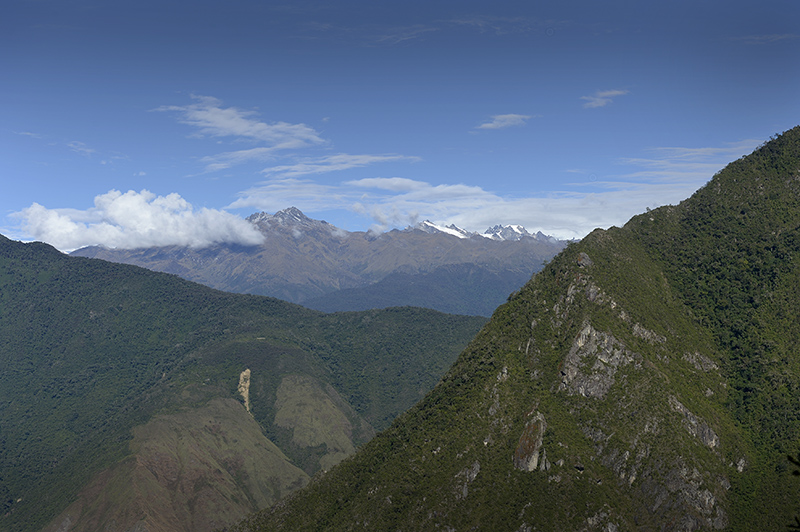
247;206;331;231
230;128;800;531
73;210;567;316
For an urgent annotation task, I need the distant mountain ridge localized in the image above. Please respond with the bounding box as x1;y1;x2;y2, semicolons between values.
72;210;567;316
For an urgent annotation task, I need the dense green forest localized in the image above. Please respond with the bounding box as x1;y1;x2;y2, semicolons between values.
229;128;800;531
0;236;485;532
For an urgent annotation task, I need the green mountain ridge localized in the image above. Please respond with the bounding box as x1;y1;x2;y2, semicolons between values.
229;128;800;531
0;237;486;532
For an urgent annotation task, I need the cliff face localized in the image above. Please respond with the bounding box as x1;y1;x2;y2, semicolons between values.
231;129;800;531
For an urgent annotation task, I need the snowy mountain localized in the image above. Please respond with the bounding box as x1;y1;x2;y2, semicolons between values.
73;208;568;316
409;219;561;243
410;220;473;239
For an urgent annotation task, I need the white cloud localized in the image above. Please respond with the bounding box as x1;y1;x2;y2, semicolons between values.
155;95;422;182
227;178;341;213
155;95;326;172
15;131;43;139
476;114;533;130
262;154;420;177
345;177;427;191
146;94;754;242
67;140;96;156
451;16;559;36
156;95;324;146
581;89;629;108
373;25;437;45
737;33;799;45
199;147;278;173
15;189;265;251
617;140;761;184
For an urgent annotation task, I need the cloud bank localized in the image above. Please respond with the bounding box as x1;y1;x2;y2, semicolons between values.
15;138;758;249
156;95;421;179
476;114;533;129
16;189;265;251
155;95;327;172
262;154;420;177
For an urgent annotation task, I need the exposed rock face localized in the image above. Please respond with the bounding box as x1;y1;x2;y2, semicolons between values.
682;352;719;372
454;461;481;499
238;368;251;413
559;322;638;399
513;412;547;472
668;396;720;449
576;251;594;267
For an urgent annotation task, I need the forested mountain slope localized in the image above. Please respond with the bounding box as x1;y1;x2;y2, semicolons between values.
0;237;485;532
231;128;800;531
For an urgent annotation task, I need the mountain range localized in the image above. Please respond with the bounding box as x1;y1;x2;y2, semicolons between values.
228;128;800;531
71;210;567;317
0;236;485;532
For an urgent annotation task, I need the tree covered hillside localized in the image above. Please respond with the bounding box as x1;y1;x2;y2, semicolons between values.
0;237;485;532
230;128;800;531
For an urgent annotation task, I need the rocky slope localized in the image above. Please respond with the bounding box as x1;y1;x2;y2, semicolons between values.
71;209;566;316
229;129;800;531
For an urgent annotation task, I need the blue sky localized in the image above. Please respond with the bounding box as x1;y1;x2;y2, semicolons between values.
3;0;799;250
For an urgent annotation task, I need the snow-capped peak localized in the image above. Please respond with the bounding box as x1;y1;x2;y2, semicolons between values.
481;224;533;241
414;220;471;239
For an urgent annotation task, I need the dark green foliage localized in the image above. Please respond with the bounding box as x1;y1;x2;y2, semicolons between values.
0;235;485;532
626;131;800;457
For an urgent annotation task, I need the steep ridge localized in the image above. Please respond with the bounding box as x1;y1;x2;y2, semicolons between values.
0;237;485;532
230;128;800;531
72;211;566;316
